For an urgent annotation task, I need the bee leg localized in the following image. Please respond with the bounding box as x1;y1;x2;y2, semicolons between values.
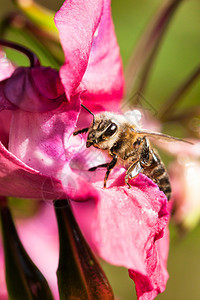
73;128;89;136
125;175;131;189
125;161;143;189
89;154;118;172
103;155;118;188
89;163;109;172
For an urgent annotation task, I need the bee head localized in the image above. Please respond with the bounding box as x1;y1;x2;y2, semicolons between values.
86;113;118;149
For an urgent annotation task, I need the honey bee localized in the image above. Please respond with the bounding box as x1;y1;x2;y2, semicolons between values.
74;105;191;200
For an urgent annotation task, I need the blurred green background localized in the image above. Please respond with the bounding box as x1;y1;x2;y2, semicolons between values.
1;0;200;299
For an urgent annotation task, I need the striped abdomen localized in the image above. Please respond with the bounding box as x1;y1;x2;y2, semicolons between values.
142;149;171;200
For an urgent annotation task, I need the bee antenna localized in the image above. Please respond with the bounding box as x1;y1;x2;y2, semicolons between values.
81;104;95;125
81;104;94;116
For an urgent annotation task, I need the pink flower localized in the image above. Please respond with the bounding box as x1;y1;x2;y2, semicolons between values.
0;51;96;201
0;41;65;113
55;0;169;298
55;0;123;109
168;140;200;230
0;0;169;299
71;172;169;300
0;239;7;300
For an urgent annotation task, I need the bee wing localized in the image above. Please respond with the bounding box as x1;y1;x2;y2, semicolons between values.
135;129;193;144
130;162;144;178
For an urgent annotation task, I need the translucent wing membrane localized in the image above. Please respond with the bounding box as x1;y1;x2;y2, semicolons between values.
135;129;193;144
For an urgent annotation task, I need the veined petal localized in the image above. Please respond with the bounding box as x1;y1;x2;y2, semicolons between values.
0;111;12;147
79;0;124;109
7;95;98;202
129;227;169;300
55;0;103;99
0;81;16;112
93;174;168;268
73;173;169;299
0;141;66;200
55;0;124;107
4;67;65;113
59;164;99;202
9;99;80;175
0;141;97;202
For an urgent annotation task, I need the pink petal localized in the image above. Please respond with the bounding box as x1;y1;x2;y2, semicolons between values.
9;99;80;175
0;140;98;201
94;174;168;267
8;97;82;194
79;0;124;110
0;141;66;200
0;110;12;147
7;96;98;202
55;0;124;107
73;173;169;299
129;227;169;300
0;238;7;300
55;0;103;99
0;51;15;81
4;67;65;112
31;67;65;100
170;158;200;229
0;79;17;111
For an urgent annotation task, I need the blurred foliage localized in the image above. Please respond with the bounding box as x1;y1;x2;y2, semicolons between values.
1;0;200;299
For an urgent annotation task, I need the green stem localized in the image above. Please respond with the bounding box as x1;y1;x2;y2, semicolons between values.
0;39;40;67
159;65;200;121
124;0;184;103
0;13;62;68
9;27;61;68
163;105;200;122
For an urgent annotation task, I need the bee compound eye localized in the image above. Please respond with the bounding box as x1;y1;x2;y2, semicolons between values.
111;123;117;130
104;123;117;136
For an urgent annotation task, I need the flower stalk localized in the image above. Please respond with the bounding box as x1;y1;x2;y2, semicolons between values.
125;0;184;102
54;199;114;300
159;64;200;121
0;39;40;68
0;13;63;68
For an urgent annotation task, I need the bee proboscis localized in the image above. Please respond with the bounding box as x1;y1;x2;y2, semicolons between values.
74;104;192;200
